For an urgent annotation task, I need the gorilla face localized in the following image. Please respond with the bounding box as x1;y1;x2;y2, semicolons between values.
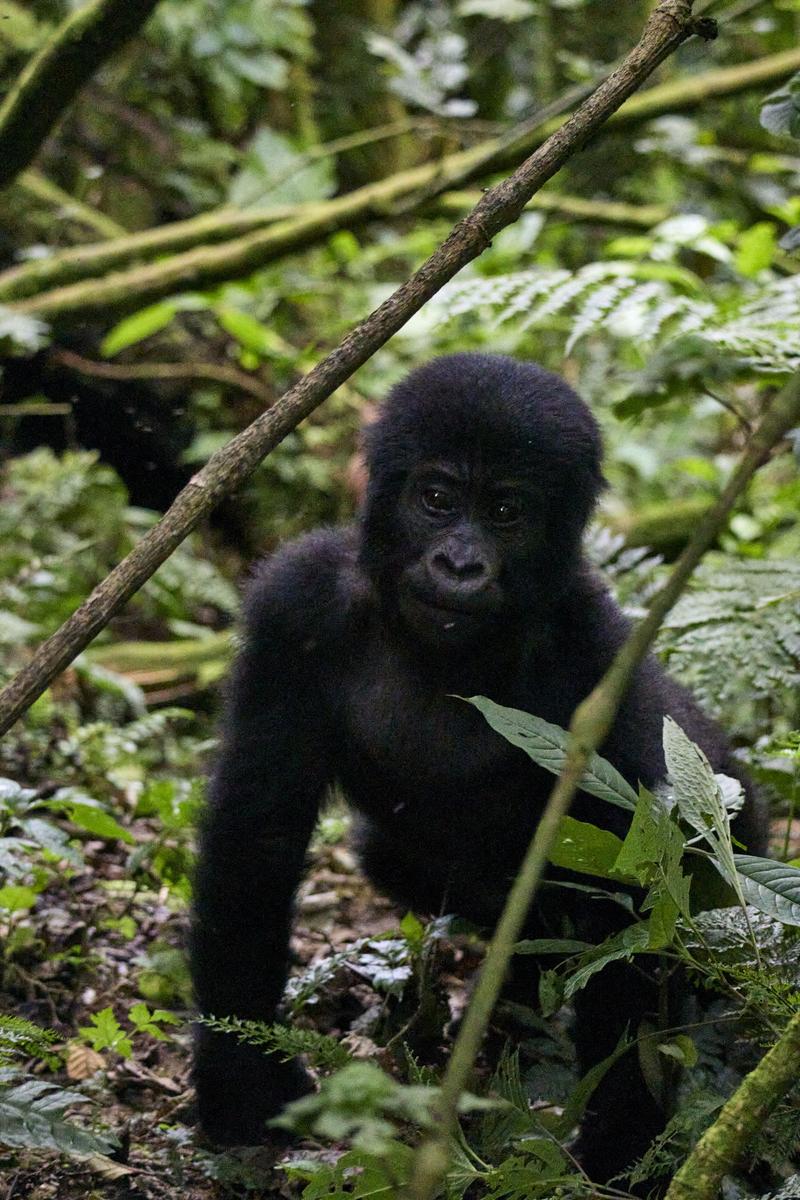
360;354;604;646
393;460;543;646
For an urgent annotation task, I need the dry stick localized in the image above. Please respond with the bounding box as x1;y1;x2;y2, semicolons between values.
52;349;274;407
407;368;800;1200
0;0;704;737
666;1010;800;1200
7;43;800;318
0;0;162;191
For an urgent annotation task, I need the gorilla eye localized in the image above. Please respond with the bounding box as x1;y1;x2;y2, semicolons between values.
421;487;457;516
489;497;523;525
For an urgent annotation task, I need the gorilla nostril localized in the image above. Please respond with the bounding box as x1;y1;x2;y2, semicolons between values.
434;552;486;581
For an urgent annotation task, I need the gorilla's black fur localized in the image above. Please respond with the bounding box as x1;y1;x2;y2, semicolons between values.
191;353;765;1180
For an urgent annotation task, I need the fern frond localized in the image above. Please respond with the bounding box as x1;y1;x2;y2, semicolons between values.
657;558;800;721
427;265;800;372
200;1016;351;1071
0;1015;59;1068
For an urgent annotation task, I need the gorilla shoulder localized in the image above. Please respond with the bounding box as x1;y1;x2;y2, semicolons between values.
242;525;368;650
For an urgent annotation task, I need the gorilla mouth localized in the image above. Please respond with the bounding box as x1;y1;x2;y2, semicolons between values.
405;588;500;621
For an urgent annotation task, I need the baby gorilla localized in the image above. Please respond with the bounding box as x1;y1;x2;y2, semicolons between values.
191;353;765;1181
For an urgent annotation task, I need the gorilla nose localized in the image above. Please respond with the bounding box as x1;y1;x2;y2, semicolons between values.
428;546;489;592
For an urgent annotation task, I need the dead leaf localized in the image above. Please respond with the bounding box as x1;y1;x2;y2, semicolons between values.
66;1039;105;1079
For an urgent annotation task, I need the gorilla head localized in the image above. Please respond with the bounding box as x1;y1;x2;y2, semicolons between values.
360;353;605;645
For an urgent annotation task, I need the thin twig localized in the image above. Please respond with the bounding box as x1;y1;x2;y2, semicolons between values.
52;349;274;406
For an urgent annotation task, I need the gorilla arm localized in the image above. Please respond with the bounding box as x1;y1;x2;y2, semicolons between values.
190;546;336;1144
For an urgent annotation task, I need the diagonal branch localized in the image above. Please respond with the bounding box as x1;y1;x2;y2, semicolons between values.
0;0;161;191
0;1;708;736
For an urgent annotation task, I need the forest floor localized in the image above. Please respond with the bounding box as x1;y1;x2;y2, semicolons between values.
2;792;798;1200
0;819;479;1200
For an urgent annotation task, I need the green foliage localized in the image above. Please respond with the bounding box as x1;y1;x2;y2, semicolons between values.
422;258;800;396
0;449;236;661
465;696;637;811
0;1015;59;1069
78;1003;177;1058
734;856;800;928
624;1088;724;1189
284;931;429;1014
79;1007;133;1058
658;557;800;732
761;71;800;139
276;1061;438;1152
0;1078;117;1155
201;1015;351;1072
472;700;800;1013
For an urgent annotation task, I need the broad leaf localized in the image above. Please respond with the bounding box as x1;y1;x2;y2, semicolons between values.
0;1080;116;1154
547;816;629;880
663;717;740;895
514;937;592;956
466;697;637;810
734;855;800;927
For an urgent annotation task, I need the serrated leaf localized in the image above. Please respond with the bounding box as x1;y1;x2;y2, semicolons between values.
733;855;800;927
466;697;637;810
663;717;740;895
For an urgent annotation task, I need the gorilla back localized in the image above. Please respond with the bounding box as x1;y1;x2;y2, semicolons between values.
191;353;765;1181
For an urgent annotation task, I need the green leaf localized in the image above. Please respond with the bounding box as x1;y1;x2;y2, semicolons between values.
0;1080;116;1154
663;717;740;896
101;301;178;356
65;803;134;845
79;1007;132;1058
538;970;564;1017
465;697;637;810
734;222;778;278
646;892;679;949
563;923;651;999
553;1031;631;1137
215;306;286;359
399;911;425;951
613;788;691;923
547;816;629;880
733;855;800;927
760;73;800;138
0;885;38;912
514;938;592;956
658;1034;698;1069
47;790;134;845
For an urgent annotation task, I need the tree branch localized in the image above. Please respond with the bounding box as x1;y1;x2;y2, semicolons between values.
51;349;274;407
665;1010;800;1200
0;0;704;735
437;189;670;227
5;44;800;317
407;367;800;1200
14;170;127;239
0;188;669;306
0;0;161;191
